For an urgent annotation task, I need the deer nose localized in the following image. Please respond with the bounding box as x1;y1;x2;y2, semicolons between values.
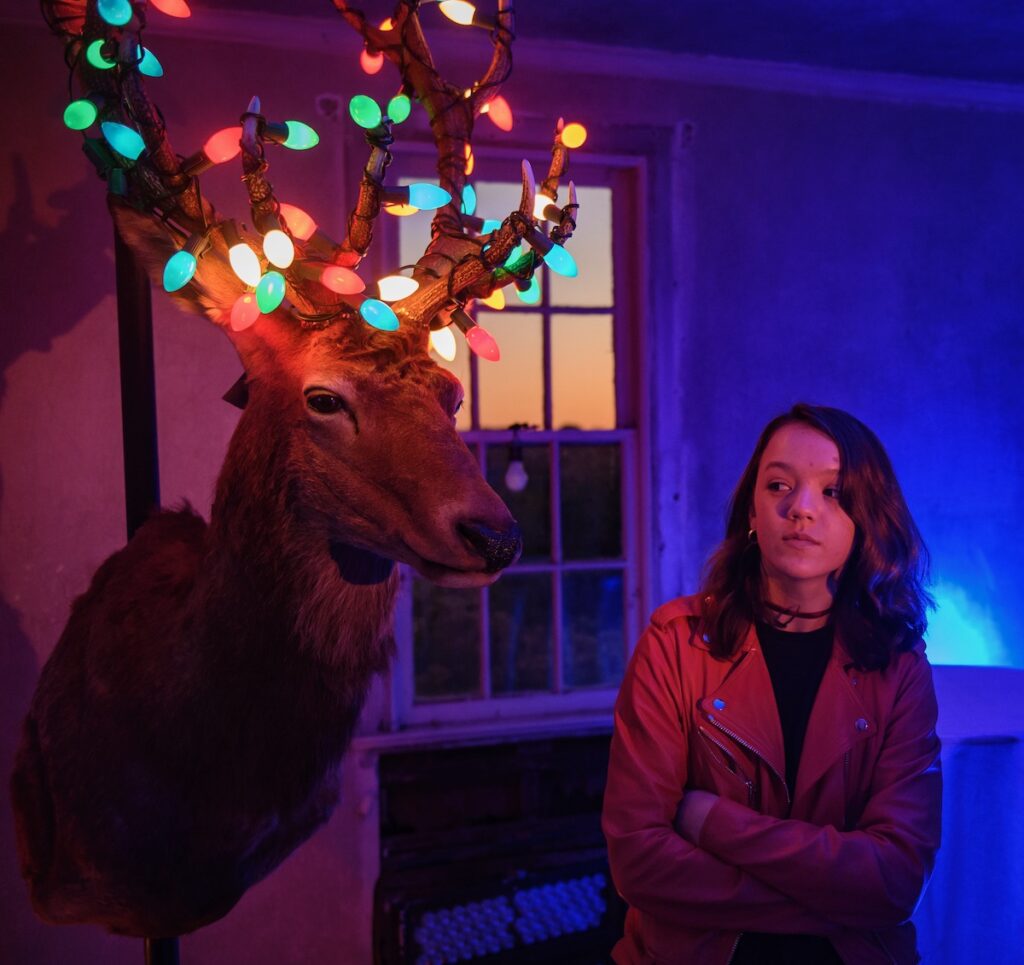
458;521;523;572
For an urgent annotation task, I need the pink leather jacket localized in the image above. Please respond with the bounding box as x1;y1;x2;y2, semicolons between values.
602;595;942;964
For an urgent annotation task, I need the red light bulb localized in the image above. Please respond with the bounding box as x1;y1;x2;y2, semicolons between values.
360;48;384;75
483;95;513;132
203;126;242;164
150;0;191;17
320;265;366;295
230;293;260;331
277;203;317;242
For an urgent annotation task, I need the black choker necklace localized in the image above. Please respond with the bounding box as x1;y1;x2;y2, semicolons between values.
763;600;833;628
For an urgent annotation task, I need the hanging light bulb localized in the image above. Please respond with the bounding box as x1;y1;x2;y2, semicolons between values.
481;218;502;235
348;95;382;130
360;48;384;74
221;221;262;287
263;229;295;269
380;16;394;29
387;94;412;124
377;272;419;302
63;96;102;131
162;232;209;293
86;39;117;70
406;183;451;209
383;203;419;217
97;0;132;27
560;122;588;149
360;298;400;331
438;1;475;25
450;307;500;361
230;293;261;331
481;94;513;132
429;326;457;362
277;203;316;241
150;0;192;16
504;427;529;492
101;121;146;160
180;126;241;176
137;47;164;77
533;192;560;222
524;224;578;277
319;265;365;294
461;183;477;216
480;287;506;310
464;143;475;176
255;272;287;313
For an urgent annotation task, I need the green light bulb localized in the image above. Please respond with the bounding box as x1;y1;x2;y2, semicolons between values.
282;121;319;150
386;94;411;124
163;250;196;292
63;99;98;131
255;271;286;312
504;243;525;269
517;275;541;305
349;95;382;130
86;39;116;70
98;0;132;26
101;121;146;160
138;47;164;77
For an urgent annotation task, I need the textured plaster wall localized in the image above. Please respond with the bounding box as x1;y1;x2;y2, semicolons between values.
1;7;1022;964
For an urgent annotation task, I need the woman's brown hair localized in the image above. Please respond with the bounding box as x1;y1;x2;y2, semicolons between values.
696;403;933;671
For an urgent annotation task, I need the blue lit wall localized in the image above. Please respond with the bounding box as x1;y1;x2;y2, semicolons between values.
642;85;1024;668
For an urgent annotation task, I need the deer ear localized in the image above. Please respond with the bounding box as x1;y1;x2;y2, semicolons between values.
108;197;236;327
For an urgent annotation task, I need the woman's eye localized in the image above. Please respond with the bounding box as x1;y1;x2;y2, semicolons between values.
766;480;791;493
824;486;842;499
306;393;347;415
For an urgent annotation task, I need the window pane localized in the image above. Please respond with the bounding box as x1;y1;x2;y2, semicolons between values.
551;313;615;429
563;569;625;689
477;311;543;429
486;443;551;560
549;185;613;307
413;579;481;699
489;573;553;694
560;444;622;559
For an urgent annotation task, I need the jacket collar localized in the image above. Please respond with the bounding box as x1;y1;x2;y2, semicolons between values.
697;622;876;803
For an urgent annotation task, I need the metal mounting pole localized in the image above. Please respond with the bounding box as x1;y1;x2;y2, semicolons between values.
144;938;180;965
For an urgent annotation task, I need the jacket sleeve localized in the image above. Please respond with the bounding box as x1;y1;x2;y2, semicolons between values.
602;622;838;934
696;648;942;929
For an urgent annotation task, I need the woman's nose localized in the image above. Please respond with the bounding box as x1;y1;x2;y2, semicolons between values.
786;485;818;519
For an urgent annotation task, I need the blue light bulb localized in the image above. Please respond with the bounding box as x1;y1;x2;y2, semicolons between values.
481;218;501;234
517;275;541;305
98;0;132;26
101;121;146;160
407;183;451;210
461;183;477;216
138;48;164;77
542;243;577;277
360;298;399;331
163;250;196;292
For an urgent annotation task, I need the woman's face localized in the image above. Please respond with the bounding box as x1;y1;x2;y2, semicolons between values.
749;422;856;600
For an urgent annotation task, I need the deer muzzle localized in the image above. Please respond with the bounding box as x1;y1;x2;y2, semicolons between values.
457;520;523;573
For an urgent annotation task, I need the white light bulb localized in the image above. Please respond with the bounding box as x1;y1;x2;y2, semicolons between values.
377;274;419;302
439;0;475;26
533;192;556;221
263;229;295;269
429;327;457;362
228;243;262;287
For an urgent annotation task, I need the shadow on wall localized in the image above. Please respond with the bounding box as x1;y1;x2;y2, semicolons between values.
0;158;137;962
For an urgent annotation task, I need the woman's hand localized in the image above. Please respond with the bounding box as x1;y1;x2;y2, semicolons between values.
674;789;720;843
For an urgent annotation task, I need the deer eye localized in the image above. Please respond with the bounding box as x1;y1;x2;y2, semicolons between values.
306;392;348;416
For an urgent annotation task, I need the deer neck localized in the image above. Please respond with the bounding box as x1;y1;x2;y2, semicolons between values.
197;402;398;686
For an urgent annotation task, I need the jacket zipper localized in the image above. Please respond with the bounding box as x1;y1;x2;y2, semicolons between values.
706;714;791;806
726;932;743;964
698;726;756;807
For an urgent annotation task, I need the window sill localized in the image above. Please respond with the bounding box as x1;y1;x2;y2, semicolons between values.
350;709;614;755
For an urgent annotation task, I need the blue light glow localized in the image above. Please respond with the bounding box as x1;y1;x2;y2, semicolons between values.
542;242;578;277
98;0;132;26
925;580;1011;666
101;121;146;160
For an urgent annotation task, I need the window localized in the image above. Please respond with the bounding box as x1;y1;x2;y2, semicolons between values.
387;152;646;727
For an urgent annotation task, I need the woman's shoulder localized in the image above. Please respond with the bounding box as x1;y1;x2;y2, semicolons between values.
649;593;706;630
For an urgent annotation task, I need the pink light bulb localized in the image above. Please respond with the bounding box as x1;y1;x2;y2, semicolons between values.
360;48;384;75
230;293;260;331
203;126;242;164
320;265;366;295
277;203;317;242
466;324;500;362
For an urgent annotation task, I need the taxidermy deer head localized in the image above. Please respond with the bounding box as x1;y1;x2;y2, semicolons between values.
13;0;583;940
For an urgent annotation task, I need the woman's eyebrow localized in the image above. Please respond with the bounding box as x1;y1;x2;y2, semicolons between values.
763;460;841;475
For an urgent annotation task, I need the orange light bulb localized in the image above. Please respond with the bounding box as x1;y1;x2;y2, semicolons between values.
277;203;317;242
150;0;191;16
360;48;384;75
482;95;513;132
203;126;242;164
464;143;475;176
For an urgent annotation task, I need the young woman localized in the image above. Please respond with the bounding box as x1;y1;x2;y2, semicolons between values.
603;404;941;964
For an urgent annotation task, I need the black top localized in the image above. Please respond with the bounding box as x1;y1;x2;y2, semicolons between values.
730;620;842;965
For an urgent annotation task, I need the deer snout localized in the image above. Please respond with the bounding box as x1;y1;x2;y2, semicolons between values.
457;521;523;572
